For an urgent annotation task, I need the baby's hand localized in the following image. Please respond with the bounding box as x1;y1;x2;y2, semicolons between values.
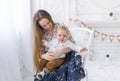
80;48;88;52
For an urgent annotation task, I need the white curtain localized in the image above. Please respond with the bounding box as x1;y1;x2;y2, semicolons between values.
0;0;33;81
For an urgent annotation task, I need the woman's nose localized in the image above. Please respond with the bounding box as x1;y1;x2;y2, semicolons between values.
46;25;51;29
61;36;64;39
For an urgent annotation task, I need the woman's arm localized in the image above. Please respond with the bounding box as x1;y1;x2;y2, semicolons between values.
49;47;71;59
41;47;71;61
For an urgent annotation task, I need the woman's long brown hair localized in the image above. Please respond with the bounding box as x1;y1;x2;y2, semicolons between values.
32;10;55;71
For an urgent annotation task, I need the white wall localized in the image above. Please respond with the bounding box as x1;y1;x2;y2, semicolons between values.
31;0;69;26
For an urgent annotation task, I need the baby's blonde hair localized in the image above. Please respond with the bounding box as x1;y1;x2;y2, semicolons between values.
57;25;70;35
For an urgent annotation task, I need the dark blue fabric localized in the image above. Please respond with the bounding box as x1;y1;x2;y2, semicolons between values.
34;51;85;81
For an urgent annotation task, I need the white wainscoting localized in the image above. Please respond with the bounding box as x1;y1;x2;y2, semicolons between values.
85;61;120;81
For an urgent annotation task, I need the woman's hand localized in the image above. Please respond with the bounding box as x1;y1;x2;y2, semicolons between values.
41;48;71;61
48;51;59;58
48;48;71;59
41;52;56;61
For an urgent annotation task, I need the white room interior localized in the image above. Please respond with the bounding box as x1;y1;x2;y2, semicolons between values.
0;0;120;81
32;1;120;80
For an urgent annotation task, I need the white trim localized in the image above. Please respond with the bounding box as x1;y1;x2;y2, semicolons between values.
31;0;40;16
39;0;44;9
64;0;70;26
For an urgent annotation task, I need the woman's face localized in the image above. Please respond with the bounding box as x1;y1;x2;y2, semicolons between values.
39;18;53;31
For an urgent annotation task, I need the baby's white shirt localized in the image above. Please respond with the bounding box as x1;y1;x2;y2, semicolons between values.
44;38;81;58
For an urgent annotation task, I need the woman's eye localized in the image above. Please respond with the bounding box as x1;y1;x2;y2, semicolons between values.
64;35;66;37
59;35;61;37
47;22;50;25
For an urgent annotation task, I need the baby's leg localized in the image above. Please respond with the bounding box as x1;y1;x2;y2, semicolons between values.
36;59;48;80
44;58;65;73
38;59;48;72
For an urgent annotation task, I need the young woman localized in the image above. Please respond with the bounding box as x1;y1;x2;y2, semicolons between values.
33;9;85;81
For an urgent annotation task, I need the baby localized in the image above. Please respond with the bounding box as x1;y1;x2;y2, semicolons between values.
36;26;87;80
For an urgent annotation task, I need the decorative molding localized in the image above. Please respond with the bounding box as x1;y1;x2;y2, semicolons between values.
88;0;120;9
64;0;70;26
71;0;120;21
69;18;120;27
39;0;44;9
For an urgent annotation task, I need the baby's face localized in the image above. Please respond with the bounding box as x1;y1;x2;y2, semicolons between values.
56;30;68;43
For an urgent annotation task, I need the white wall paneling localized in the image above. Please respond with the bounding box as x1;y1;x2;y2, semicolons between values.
39;0;70;25
70;0;120;22
69;0;120;62
31;0;40;17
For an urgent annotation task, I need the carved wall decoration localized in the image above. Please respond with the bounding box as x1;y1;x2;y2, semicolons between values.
70;0;120;21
